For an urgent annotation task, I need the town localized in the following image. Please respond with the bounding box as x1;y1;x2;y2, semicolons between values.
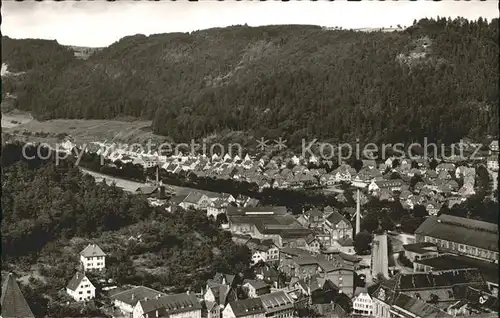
3;137;498;318
1;2;499;318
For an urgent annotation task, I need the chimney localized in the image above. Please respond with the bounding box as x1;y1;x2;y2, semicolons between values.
158;185;166;199
156;294;162;299
131;294;135;300
355;189;361;235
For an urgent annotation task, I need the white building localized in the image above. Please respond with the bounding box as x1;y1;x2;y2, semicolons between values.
66;272;95;302
222;298;266;318
487;156;499;171
249;241;280;265
110;286;165;316
352;288;373;316
80;243;106;272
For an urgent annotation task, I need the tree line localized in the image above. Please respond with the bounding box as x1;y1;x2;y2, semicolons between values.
2;17;498;146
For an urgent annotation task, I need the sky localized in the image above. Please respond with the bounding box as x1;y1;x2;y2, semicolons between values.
2;1;498;47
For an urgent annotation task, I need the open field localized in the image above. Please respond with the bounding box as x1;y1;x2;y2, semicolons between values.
1;110;33;128
2;111;166;145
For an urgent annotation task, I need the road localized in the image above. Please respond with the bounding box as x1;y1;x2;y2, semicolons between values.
80;168;145;193
79;167;213;197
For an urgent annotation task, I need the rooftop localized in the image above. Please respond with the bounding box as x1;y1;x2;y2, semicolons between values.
110;286;165;307
227;206;287;216
140;292;201;315
415;215;498;252
260;291;294;314
403;242;437;254
1;272;35;318
414;254;499;284
392;293;453;318
228;298;265;317
66;272;89;291
80;243;106;258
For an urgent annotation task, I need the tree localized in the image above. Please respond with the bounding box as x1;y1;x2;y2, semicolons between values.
412;205;428;218
216;213;228;226
361;213;379;233
354;231;372;254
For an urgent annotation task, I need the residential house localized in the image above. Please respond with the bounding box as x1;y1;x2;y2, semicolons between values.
290;275;340;306
207;198;228;219
389;293;453;318
333;165;357;183
303;208;324;229
305;235;321;253
207;273;239;290
362;159;377;169
222;298;265;318
133;292;202;318
323;211;353;242
66;272;95;302
179;192;212;210
489;140;499;153
205;301;221;318
436;163;456;173
80;243;106;272
204;283;237;317
242;279;270;298
331;236;355;255
352;287;373;317
286;255;356;297
458;184;476;197
368;180;403;193
259;291;294;318
379;163;388;173
1;272;35;318
252;263;280;289
111;286;165;316
379;189;395;202
319;173;335;187
487;155;498;171
247;239;280;265
279;247;314;274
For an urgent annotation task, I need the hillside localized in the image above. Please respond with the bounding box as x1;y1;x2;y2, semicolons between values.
2;18;499;145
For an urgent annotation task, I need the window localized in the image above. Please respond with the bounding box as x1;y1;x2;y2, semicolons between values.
79;291;83;294
87;290;91;294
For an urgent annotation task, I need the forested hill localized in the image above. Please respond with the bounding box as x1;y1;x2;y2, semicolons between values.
2;18;498;145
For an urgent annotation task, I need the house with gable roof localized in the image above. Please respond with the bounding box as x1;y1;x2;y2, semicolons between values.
222;298;266;318
323;210;353;242
260;290;294;318
179;191;212;211
80;243;106;271
110;286;165;316
204;283;237;316
242;279;271;298
370;269;486;318
133;292;202;318
66;272;96;302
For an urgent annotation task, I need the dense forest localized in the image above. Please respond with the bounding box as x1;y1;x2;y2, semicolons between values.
2;18;498;145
